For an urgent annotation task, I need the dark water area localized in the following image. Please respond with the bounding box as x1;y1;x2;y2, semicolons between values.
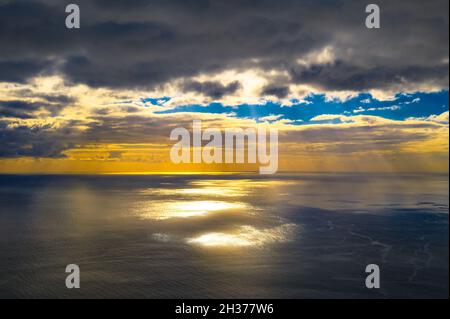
0;173;448;298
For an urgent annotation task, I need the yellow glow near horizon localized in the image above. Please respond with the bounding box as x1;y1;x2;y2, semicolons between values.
0;74;448;175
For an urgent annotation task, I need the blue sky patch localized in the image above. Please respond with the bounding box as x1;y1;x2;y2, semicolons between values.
155;90;449;124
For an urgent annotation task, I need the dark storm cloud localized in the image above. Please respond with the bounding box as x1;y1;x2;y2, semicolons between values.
0;60;53;83
0;100;41;119
0;120;77;157
290;61;449;91
0;95;75;119
262;86;290;98
0;0;448;90
13;89;77;105
183;81;241;99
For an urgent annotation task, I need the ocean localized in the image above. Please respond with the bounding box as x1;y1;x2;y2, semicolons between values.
0;173;448;298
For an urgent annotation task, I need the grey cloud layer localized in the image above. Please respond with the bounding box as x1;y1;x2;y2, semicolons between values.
183;81;241;99
0;93;76;119
0;0;448;91
1;113;447;158
0;121;77;157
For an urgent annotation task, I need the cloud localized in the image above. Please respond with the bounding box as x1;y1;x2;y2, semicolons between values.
259;114;284;122
1;101;447;159
408;111;449;124
0;1;448;173
0;120;78;158
290;61;448;92
0;0;447;95
0;96;74;119
366;105;401;112
183;80;241;99
0;60;53;83
262;86;290;98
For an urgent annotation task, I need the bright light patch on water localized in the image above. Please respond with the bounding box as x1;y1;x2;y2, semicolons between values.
141;187;243;197
140;180;298;198
137;200;248;220
187;224;297;248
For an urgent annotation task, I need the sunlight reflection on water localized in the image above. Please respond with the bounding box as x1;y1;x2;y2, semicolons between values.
137;200;249;220
186;224;297;248
134;178;297;248
0;174;448;298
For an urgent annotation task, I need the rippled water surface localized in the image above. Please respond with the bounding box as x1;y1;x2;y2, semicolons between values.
0;173;448;298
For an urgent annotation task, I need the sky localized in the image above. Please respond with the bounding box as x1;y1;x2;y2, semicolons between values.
0;0;448;174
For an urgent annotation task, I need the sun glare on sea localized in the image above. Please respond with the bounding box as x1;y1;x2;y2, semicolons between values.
135;178;297;248
137;200;248;220
187;224;297;248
